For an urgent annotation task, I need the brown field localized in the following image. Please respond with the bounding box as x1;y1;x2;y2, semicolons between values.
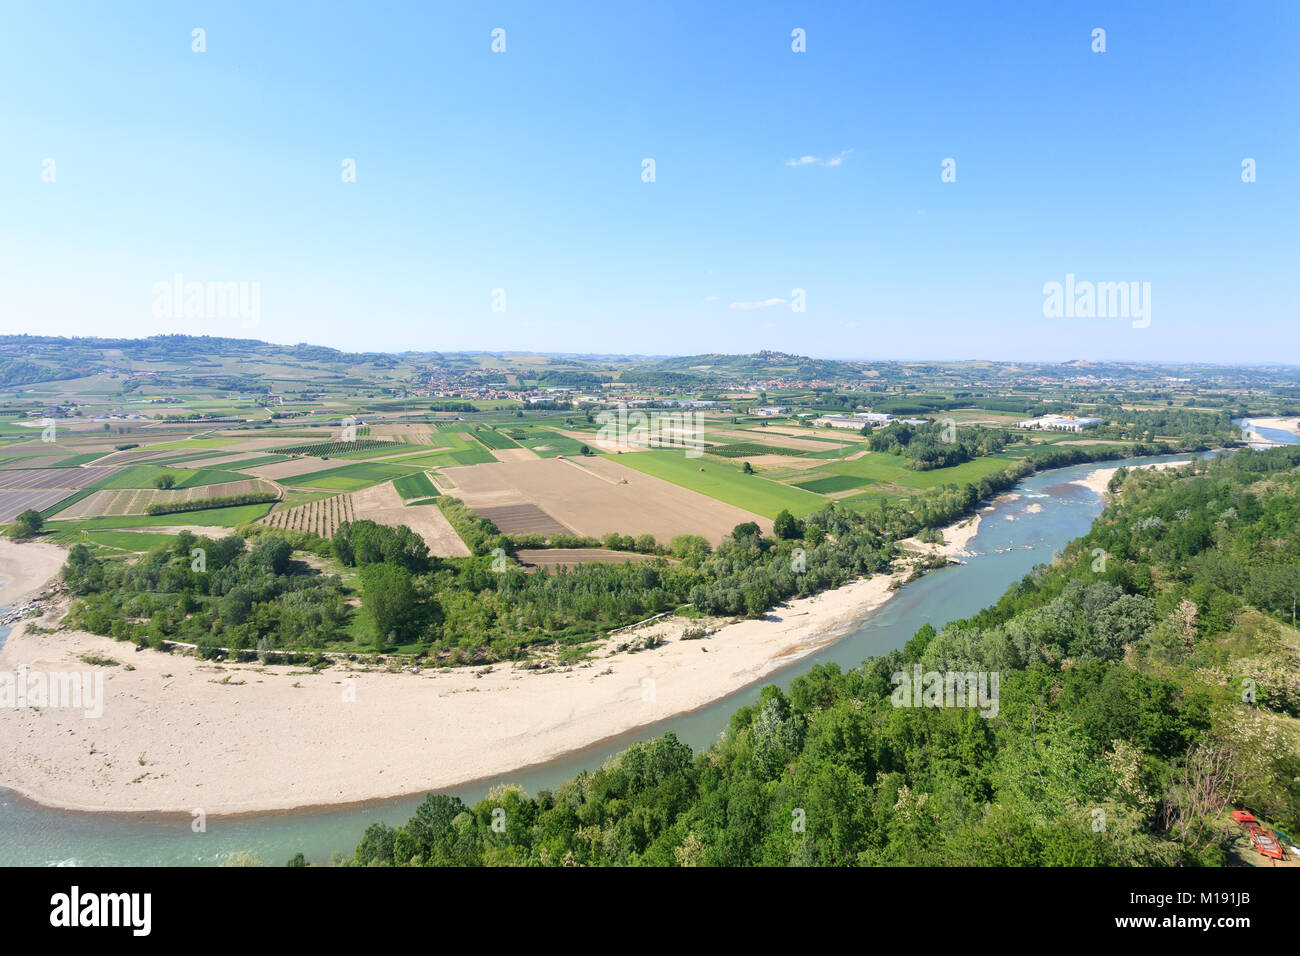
349;481;470;557
704;429;835;451
739;454;827;470
261;494;356;536
489;447;538;463
77;448;184;468
476;503;573;535
441;455;769;545
514;548;672;571
367;424;438;442
57;478;279;519
243;457;341;480
0;467;122;522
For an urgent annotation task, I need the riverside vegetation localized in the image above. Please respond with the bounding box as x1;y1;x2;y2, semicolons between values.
59;439;1212;664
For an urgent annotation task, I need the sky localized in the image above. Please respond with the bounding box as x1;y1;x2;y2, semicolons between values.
0;0;1296;363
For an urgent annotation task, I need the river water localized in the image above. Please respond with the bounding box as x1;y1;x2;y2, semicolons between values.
0;452;1239;865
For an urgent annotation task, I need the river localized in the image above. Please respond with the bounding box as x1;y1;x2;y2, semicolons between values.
0;451;1239;865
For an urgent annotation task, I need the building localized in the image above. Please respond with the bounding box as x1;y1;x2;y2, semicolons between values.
1017;414;1103;432
810;411;899;430
750;406;792;417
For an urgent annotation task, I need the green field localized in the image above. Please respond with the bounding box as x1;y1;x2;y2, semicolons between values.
272;439;403;457
706;442;805;458
288;460;425;491
792;474;875;494
466;428;519;450
45;502;274;531
82;531;179;552
611;449;825;518
802;451;1015;490
511;428;588;458
379;446;495;468
392;472;441;499
46;452;108;467
102;465;252;490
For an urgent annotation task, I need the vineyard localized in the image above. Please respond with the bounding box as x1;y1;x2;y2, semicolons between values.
704;442;805;458
270;439;403;457
260;493;357;536
467;428;520;450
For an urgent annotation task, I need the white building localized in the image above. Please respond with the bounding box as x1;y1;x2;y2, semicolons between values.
813;414;872;429
750;406;792;416
1017;414;1103;432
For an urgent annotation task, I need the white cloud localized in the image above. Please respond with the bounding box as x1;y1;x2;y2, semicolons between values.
729;298;787;311
703;295;718;301
785;149;853;168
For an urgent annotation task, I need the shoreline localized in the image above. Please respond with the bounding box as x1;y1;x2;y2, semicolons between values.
897;512;982;559
0;537;908;815
1071;457;1192;495
1240;416;1300;444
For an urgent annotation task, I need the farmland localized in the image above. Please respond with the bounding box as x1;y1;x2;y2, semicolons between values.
706;441;805;458
392;472;440;499
0;466;121;521
443;454;774;544
284;460;426;491
610;449;825;519
57;478;280;519
261;493;357;536
465;427;520;450
271;438;404;456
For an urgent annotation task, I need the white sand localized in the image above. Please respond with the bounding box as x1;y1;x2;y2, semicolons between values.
0;539;66;607
1073;458;1190;495
1241;417;1300;443
0;538;904;813
897;514;982;559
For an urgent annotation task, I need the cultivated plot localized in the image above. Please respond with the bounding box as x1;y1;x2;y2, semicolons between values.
56;478;279;518
442;454;770;544
0;466;120;522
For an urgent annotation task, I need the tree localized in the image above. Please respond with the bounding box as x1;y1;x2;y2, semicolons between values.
154;473;177;489
579;444;592;456
742;461;755;474
773;509;802;540
9;509;43;540
360;562;422;647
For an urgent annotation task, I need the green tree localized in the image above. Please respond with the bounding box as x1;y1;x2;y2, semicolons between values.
773;509;802;540
360;562;422;647
9;509;43;539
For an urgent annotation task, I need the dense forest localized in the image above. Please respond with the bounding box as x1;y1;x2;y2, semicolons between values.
345;446;1300;866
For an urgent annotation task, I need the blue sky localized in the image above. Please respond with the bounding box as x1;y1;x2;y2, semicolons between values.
1;1;1296;362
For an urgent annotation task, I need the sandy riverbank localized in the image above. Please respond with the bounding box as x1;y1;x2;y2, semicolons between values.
897;513;982;559
0;539;905;813
0;539;66;608
1242;417;1300;443
1072;458;1191;495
